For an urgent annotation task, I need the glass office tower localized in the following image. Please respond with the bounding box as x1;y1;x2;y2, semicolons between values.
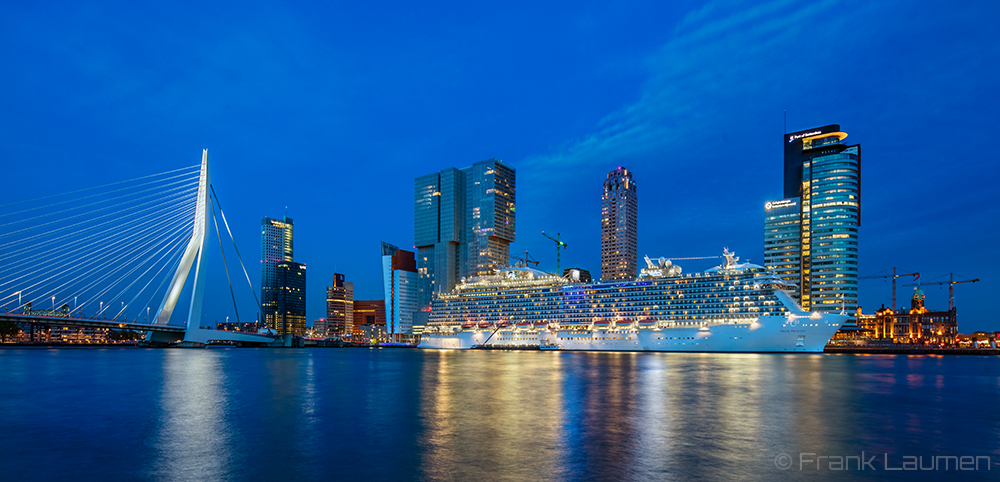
261;216;295;332
768;125;861;313
414;159;515;307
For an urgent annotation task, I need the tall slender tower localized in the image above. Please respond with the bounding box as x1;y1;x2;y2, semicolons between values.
765;124;861;313
601;167;638;280
261;216;300;333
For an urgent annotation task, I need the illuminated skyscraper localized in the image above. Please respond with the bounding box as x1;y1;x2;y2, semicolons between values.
414;159;515;306
261;216;304;333
601;167;638;280
766;124;861;313
326;273;354;335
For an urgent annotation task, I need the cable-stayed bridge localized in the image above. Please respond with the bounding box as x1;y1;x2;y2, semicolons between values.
0;151;288;347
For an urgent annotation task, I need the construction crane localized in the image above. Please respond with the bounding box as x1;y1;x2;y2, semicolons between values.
541;231;567;276
903;273;979;311
859;267;919;312
510;250;540;268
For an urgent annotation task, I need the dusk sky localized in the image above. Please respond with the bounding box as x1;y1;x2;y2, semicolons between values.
3;1;998;331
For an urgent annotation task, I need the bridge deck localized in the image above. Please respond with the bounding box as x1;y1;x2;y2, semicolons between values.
0;313;185;333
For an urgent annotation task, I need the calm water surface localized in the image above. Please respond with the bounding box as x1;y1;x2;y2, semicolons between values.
1;348;998;481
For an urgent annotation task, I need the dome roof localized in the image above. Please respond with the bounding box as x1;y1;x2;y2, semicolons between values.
912;286;925;299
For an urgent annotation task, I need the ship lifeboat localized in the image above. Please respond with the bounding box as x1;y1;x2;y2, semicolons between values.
617;320;635;330
638;319;658;329
461;321;475;330
533;321;549;331
516;321;532;331
592;320;611;330
498;321;512;328
478;321;493;329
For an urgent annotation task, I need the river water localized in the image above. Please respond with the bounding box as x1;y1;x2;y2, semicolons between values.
1;348;998;481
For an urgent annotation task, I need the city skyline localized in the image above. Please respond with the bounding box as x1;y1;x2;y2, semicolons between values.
2;1;997;331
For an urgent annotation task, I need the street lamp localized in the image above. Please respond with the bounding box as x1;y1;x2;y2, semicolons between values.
52;296;55;311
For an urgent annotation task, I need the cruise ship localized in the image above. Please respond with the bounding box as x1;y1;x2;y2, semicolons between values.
418;250;846;352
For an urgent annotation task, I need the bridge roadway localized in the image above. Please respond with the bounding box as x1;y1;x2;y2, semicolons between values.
0;312;185;333
0;312;282;346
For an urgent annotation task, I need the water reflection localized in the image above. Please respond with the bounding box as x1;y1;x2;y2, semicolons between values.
146;351;233;480
3;349;999;481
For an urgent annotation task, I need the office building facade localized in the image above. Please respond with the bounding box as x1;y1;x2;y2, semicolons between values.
326;273;354;335
381;241;419;338
601;167;638;280
414;159;515;306
274;261;307;335
766;124;861;313
261;216;306;334
352;299;386;333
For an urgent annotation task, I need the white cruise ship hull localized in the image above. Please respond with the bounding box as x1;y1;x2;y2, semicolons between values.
418;312;844;353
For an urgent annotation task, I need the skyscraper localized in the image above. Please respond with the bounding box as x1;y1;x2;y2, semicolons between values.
275;261;306;335
414;158;515;306
381;241;418;339
601;167;638;280
261;216;305;334
765;124;861;313
326;273;354;335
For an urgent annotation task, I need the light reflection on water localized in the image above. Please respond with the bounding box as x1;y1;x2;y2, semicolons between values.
0;348;998;481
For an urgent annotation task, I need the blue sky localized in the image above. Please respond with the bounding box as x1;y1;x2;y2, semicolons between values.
3;0;998;331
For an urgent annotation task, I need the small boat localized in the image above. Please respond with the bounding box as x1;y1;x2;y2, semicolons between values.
539;342;562;351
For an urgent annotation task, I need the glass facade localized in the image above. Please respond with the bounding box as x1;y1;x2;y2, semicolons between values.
770;125;861;314
414;159;515;307
275;261;306;335
763;198;802;299
260;216;295;331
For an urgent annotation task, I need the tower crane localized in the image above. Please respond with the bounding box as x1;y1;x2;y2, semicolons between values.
903;273;979;311
541;231;567;276
859;268;919;312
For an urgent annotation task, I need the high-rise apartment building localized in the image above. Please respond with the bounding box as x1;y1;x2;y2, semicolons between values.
601;167;638;280
414;158;515;306
261;216;306;334
381;241;418;339
765;124;861;313
326;273;354;335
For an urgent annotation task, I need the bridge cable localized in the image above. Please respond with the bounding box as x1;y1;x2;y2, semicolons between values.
210;186;264;316
0;169;200;225
41;220;193;316
0;164;199;211
0;186;197;262
208;194;241;323
0;180;198;246
0;205;195;296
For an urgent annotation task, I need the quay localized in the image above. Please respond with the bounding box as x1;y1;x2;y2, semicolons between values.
825;344;999;355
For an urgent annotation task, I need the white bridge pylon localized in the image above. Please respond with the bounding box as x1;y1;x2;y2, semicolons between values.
146;150;280;346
